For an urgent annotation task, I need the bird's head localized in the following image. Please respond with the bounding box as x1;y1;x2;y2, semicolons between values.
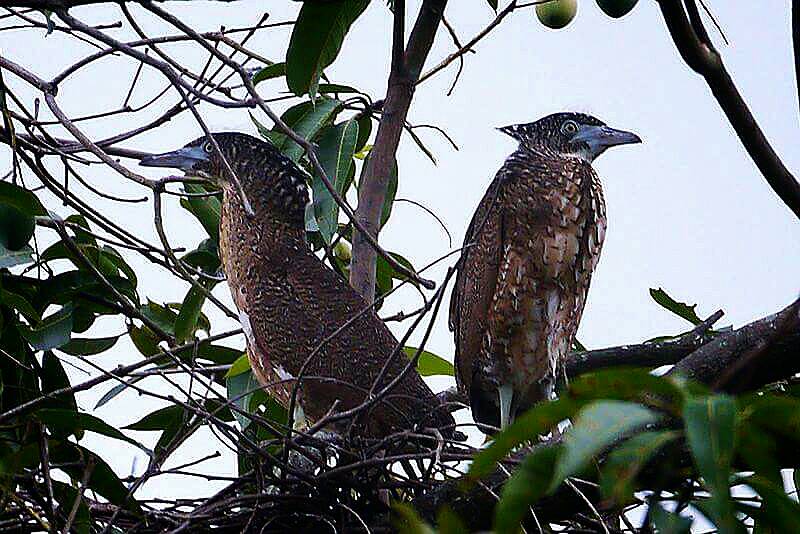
139;132;272;185
498;112;641;162
139;132;309;222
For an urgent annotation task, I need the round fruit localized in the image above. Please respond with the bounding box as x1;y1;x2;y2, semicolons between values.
596;0;639;18
535;0;577;29
334;241;352;262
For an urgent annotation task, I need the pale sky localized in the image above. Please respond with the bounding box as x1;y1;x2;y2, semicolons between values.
2;0;798;514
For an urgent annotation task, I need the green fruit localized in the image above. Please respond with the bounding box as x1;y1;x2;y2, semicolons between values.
596;0;639;18
334;241;352;262
535;0;577;29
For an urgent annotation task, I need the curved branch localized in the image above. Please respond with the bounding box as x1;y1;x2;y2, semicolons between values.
794;0;800;119
657;0;800;220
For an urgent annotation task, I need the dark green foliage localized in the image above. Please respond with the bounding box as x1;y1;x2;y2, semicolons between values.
285;0;369;96
1;4;795;532
461;369;800;533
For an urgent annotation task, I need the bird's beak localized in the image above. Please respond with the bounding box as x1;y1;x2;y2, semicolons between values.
139;145;208;171
572;125;642;150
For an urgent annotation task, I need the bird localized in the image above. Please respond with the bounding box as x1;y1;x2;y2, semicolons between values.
140;132;456;441
449;112;640;431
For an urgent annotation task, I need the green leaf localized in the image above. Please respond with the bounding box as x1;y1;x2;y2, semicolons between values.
0;287;39;321
373;253;395;300
467;397;585;481
51;480;91;534
317;83;362;94
379;252;419;289
181;239;220;274
35;408;147;452
286;0;369;96
20;305;73;350
486;0;498;11
355;114;372;152
436;506;468;534
684;394;741;533
0;181;46;216
129;325;161;357
174;280;215;344
742;395;800;443
51;442;142;514
180;184;221;242
272;97;342;162
494;444;560;534
403;347;454;377
41;351;76;411
391;502;435;534
58;336;118;356
139;300;177;336
226;369;287;430
740;475;800;533
125;404;182;431
175;341;242;366
38;270;137;310
64;214;95;245
650;503;692;534
795;469;800;498
736;423;782;486
225;353;251;378
379;158;399;228
0;205;35;250
599;430;680;504
252;62;285;84
94;376;144;409
0;182;46;251
101;245;138;288
550;400;660;492
568;368;686;409
649;288;702;325
313;119;359;242
0;243;33;268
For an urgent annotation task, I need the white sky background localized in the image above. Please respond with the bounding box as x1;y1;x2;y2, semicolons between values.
2;0;799;517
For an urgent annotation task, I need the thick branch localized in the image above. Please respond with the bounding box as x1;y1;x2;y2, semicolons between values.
350;0;447;301
794;0;800;120
565;309;724;377
657;0;800;220
415;298;800;527
669;297;800;391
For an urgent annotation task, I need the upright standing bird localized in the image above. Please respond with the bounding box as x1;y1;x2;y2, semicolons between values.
449;113;640;430
141;133;455;440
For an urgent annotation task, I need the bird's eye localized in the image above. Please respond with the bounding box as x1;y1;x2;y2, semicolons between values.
561;121;579;135
203;142;213;153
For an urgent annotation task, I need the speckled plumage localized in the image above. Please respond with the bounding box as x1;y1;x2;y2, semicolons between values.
449;113;639;430
145;133;455;440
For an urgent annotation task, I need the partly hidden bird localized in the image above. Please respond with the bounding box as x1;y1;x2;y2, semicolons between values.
449;112;640;432
140;132;455;441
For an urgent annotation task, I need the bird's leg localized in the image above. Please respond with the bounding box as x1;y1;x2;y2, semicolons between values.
498;384;514;429
292;403;307;431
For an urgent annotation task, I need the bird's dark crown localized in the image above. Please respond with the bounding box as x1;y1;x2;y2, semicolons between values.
140;132;309;226
498;112;640;162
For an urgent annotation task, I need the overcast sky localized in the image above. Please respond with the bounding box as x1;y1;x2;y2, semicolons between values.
3;0;798;509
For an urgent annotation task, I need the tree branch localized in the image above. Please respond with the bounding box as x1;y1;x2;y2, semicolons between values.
657;0;800;220
794;0;800;120
564;309;724;378
670;296;800;391
415;297;800;528
350;0;447;301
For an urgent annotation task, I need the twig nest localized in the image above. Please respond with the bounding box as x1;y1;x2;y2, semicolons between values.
536;0;578;29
